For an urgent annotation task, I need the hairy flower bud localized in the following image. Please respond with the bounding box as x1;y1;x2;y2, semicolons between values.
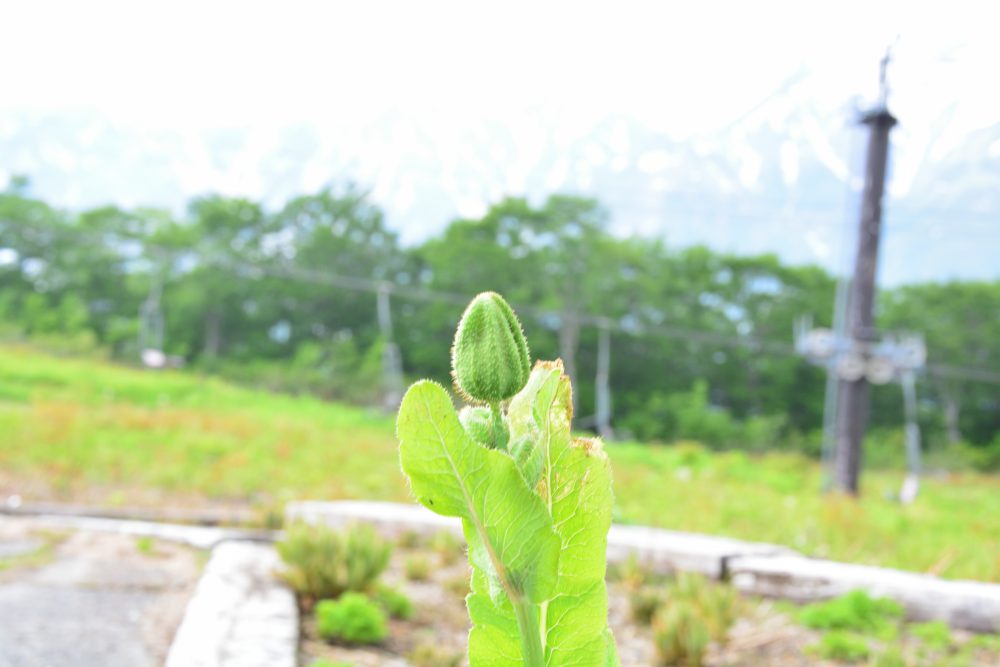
451;292;530;404
459;406;493;445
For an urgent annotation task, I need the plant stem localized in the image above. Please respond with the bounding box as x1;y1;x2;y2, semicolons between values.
489;402;509;451
513;599;546;667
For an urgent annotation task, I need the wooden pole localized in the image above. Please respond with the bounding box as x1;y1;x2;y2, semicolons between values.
832;102;896;494
595;320;614;440
377;283;404;411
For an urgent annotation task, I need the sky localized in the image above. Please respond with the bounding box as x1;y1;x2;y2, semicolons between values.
4;2;990;128
2;0;998;284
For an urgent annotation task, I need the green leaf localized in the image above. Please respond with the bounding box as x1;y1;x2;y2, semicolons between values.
507;360;562;445
604;629;620;667
468;568;522;667
506;360;562;489
511;362;616;666
511;434;545;489
400;363;616;666
397;380;560;606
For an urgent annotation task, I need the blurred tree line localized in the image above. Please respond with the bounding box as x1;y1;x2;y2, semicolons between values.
1;177;998;464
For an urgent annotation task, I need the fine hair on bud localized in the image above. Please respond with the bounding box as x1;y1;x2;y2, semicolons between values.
451;292;530;404
458;406;493;446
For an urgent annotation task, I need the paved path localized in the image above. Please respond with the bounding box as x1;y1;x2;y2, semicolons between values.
0;516;201;667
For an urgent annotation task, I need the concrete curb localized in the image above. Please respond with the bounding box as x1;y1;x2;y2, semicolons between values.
1;500;257;526
729;554;1000;633
286;499;1000;633
10;501;999;637
164;541;298;667
286;499;793;579
607;523;795;579
4;513;274;550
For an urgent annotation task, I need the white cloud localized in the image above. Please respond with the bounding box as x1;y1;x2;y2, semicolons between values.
2;1;994;184
637;150;674;174
805;229;832;262
735;144;762;189
779;141;800;187
454;196;487;220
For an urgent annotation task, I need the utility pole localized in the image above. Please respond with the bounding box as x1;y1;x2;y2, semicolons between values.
594;319;614;440
139;248;167;369
832;53;897;494
376;282;405;411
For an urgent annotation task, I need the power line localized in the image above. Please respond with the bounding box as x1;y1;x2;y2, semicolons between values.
233;258;1000;384
927;363;1000;385
4;220;999;385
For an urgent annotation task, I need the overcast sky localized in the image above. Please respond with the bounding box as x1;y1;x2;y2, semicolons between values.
5;1;992;135
2;1;997;284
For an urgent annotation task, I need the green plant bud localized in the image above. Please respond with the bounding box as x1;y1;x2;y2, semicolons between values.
451;292;530;404
459;406;493;445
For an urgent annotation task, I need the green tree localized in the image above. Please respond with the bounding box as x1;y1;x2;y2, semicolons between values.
881;281;1000;447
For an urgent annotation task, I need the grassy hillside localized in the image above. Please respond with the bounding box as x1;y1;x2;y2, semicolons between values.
1;344;998;581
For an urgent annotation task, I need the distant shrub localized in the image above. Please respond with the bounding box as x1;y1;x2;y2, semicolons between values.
910;620;952;650
408;641;463;667
276;523;391;605
619;382;794;452
863;429;909;469
609;553;652;591
870;647;906;667
135;536;155;555
251;493;291;530
442;573;470;597
651;573;741;666
967;633;1000;652
671;573;740;643
397;529;423;549
652;598;710;666
211;334;384;405
404;553;432;581
33;330;103;356
968;434;1000;472
798;590;903;634
629;585;666;625
668;381;738;447
308;660;355;667
741;413;787;452
808;631;869;661
695;583;740;643
429;529;462;565
672;441;711;469
375;584;414;620
315;593;387;645
871;646;910;667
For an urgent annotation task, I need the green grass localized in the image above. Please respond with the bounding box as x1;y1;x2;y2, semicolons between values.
608;443;1000;581
0;344;405;504
2;344;999;581
808;631;871;662
795;591;999;666
798;590;903;636
0;529;65;572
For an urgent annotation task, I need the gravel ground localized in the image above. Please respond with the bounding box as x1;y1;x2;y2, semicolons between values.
298;533;1000;667
0;516;202;667
297;533;819;667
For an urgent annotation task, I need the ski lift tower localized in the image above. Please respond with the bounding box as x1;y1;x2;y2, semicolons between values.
795;320;927;501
